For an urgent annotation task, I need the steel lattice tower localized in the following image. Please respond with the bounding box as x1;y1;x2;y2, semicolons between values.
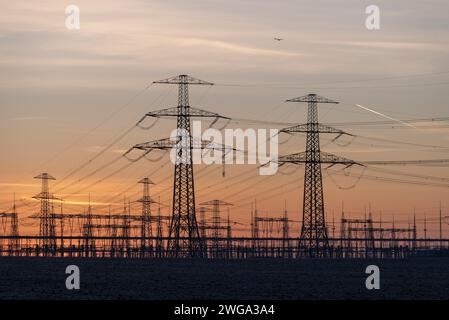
138;177;154;256
154;75;213;257
278;94;361;257
126;75;230;257
297;95;334;256
33;173;58;256
171;75;198;257
198;207;207;239
282;205;290;257
10;197;20;254
84;200;93;257
155;197;164;258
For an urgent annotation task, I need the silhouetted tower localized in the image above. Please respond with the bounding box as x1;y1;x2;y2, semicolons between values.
278;94;360;257
379;211;383;255
10;196;19;254
226;209;232;259
123;200;131;257
58;203;65;256
138;177;154;256
198;207;207;239
33;173;58;255
83;198;93;257
366;207;375;257
127;75;233;257
253;202;259;239
282;204;290;257
413;212;417;252
161;75;211;257
424;213;427;249
408;215;412;249
340;208;346;256
253;202;260;256
368;213;376;252
155;198;164;258
0;197;21;256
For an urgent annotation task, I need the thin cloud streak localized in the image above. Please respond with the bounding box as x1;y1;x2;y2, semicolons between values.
12;116;48;121
174;37;302;57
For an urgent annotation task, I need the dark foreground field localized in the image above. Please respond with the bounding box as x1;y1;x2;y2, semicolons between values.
0;257;448;299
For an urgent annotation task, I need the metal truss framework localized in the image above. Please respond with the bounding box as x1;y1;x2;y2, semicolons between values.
279;94;361;257
128;75;231;257
32;173;59;255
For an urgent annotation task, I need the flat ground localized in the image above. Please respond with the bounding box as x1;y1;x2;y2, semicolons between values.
0;257;448;299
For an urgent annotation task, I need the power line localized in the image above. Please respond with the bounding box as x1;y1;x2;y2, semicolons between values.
215;80;449;90
1;84;154;190
215;70;449;89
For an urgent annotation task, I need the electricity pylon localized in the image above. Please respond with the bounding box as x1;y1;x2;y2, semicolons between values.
278;94;362;257
0;197;20;255
138;177;155;257
33;172;59;256
126;75;230;258
83;199;94;257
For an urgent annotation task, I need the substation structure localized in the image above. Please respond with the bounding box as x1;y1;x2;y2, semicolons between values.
1;178;448;259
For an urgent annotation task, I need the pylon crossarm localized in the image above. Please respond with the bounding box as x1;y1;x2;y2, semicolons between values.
275;151;363;167
138;177;154;185
124;137;235;164
320;152;363;166
134;137;177;151
280;123;352;136
143;106;230;119
153;75;214;85
276;152;307;164
32;192;61;201
131;137;234;152
34;173;56;180
203;141;236;152
200;200;233;206
286;93;339;104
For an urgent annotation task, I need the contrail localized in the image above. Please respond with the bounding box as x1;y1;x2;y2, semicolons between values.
354;104;416;128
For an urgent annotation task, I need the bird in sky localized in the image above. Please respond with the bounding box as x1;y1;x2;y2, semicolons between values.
274;37;284;41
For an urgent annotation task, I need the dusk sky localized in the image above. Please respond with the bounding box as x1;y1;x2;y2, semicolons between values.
1;0;449;236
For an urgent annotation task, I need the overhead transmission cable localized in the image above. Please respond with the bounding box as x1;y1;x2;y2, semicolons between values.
53;83;174;190
0;84;155;192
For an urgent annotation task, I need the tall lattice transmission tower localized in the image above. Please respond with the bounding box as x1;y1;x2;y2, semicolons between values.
278;94;361;257
33;173;58;256
138;177;154;256
126;75;230;257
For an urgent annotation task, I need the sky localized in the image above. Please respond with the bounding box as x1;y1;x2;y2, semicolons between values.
1;0;449;236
